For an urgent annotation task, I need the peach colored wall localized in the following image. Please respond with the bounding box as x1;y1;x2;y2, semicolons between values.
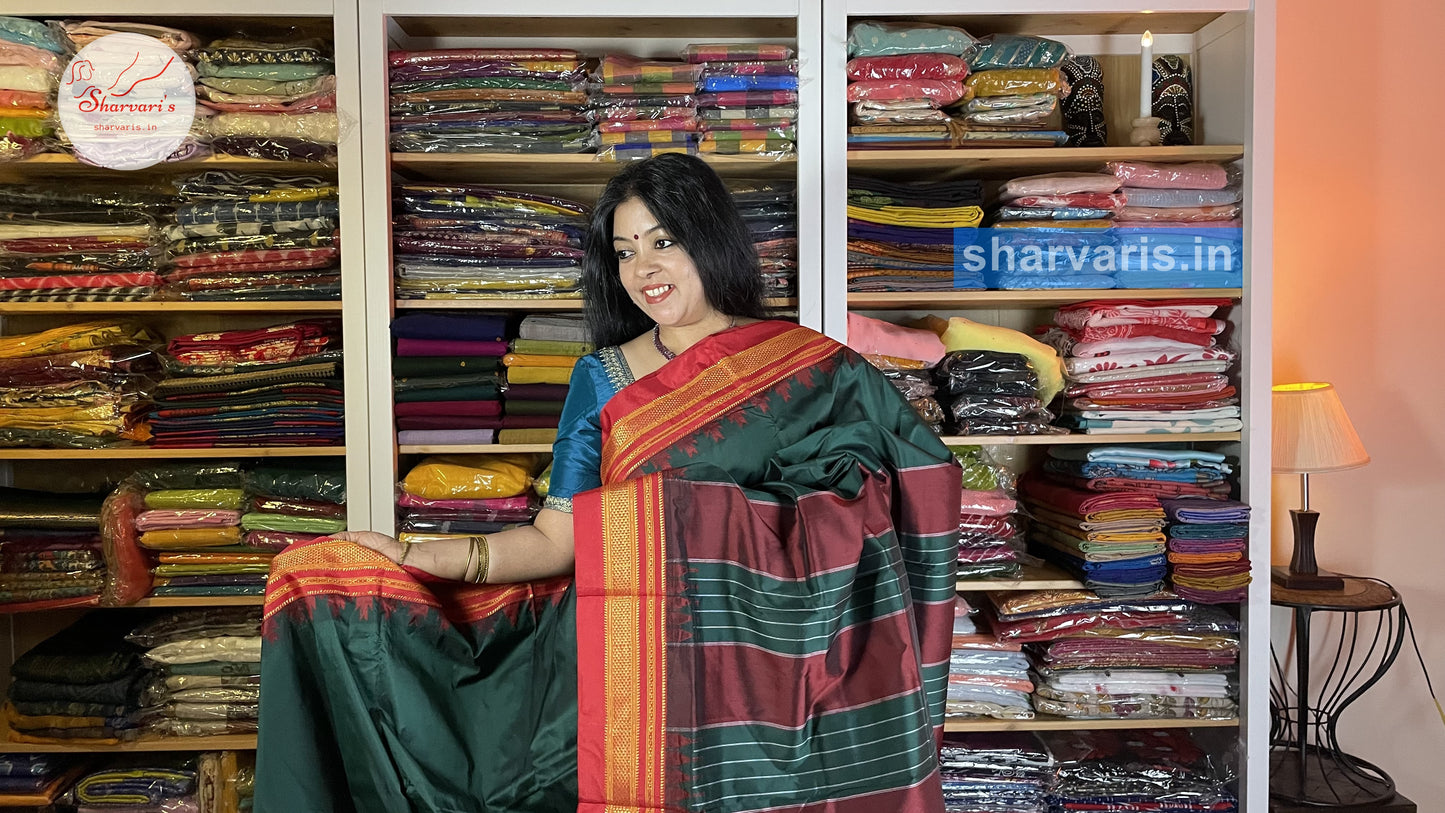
1274;0;1445;802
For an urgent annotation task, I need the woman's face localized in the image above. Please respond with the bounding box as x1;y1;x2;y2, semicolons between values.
611;196;713;329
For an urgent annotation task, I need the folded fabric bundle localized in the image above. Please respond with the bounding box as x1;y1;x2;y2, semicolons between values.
1164;498;1252;603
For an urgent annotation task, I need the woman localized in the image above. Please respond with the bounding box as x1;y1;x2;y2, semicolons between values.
257;154;961;813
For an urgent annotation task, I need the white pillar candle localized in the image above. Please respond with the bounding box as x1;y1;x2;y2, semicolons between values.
1140;30;1154;118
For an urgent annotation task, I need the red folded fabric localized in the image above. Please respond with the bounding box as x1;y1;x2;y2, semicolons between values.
1068;323;1221;345
393;400;503;418
0;272;157;291
1020;474;1163;516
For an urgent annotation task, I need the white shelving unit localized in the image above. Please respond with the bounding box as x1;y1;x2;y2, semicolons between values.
355;0;824;532
821;1;1274;807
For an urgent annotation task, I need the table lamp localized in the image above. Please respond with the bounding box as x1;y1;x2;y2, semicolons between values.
1272;383;1370;590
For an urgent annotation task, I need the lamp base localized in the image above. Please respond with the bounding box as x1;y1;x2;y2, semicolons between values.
1271;565;1345;591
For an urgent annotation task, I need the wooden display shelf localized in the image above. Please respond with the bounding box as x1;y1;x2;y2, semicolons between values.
399;443;554;455
0;302;344;315
391;153;797;184
2;154;330;175
847;145;1244;179
849;289;1242;310
394;298;797;311
0;727;256;753
940;432;1240;446
131;596;264;608
958;562;1081;592
0;447;345;460
943;715;1238;733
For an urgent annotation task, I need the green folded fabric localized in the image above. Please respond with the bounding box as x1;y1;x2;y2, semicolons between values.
394;384;502;403
144;489;247;511
392;357;502;377
394;373;501;393
151;585;267;597
197;62;333;81
503;400;565;416
239;513;346;534
250;466;346;504
510;339;594;356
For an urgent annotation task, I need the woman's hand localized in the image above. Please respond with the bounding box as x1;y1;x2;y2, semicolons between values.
331;531;406;564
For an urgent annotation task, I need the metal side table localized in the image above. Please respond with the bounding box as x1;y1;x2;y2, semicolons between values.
1270;577;1405;807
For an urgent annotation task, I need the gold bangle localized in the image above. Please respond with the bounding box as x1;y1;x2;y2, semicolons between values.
464;536;477;581
472;535;490;585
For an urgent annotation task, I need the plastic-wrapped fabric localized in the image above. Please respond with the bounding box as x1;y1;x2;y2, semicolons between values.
1107;161;1231;190
846;79;964;105
1000;172;1122;200
846;54;968;81
931;350;1039;399
400;454;543;500
1123;186;1242;208
0;17;69;54
700;60;797;78
598;55;700;84
963;100;1054;126
964;68;1061;98
964;35;1070;70
1115;204;1241;223
847;21;976;58
681;43;793;62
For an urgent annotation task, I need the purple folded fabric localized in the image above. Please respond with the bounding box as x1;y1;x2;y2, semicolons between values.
1168;539;1245;553
1163;497;1251;523
390;313;508;341
393;400;503;418
396;429;495;445
1174;586;1249;603
396;338;510;357
503;383;570;400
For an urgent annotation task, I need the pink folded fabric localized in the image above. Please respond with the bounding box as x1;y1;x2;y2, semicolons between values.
244;530;327;550
846;54;969;81
845;79;965;104
393;400;503;418
395;338;510;357
135;509;242;532
959;489;1017;516
1069;337;1215;358
1000;172;1122;199
1115;205;1241;223
847;313;946;364
1106;161;1230;190
397;493;535;512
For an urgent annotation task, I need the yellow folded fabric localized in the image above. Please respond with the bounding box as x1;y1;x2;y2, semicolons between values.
511;339;593;356
498;429;558;445
845;204;984;228
505;367;573;385
401;454;543;500
139;527;244;549
0;321;158;359
501;353;580;369
965;68;1062;97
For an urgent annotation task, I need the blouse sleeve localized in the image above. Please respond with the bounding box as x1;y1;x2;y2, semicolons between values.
542;354;606;513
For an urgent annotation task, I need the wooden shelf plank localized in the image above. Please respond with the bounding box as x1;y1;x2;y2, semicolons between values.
849;289;1242;310
394;298;797;311
399;444;554;455
958;562;1082;592
0;302;343;315
0;447;345;460
943;715;1238;733
847;145;1244;179
941;432;1240;447
0;730;256;753
391;153;797;183
131;596;264;608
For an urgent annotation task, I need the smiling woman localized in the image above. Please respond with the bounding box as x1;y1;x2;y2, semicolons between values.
256;154;962;813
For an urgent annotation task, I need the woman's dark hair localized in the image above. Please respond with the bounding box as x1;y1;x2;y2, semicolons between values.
582;153;765;348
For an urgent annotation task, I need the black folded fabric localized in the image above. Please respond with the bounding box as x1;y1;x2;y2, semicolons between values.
392;356;503;377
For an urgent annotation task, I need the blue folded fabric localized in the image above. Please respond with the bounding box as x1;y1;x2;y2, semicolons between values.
1163;498;1251;523
1113;269;1244;288
702;75;799;91
986;273;1117;289
390;313;508;341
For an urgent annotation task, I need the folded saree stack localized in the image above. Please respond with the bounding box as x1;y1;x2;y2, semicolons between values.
847;177;985;291
164;172;342;301
934;350;1057;435
594;53;702;161
121;465;255;598
197;37;339;163
1041;299;1242;434
149;320;344;448
0;486;106;612
845;21;972;148
730;181;798;297
242;463;347;555
1041;728;1239;811
0;754;85;807
0;16;65;160
392;313;507;446
1110;161;1244;289
4;614;149;744
948;597;1034;720
685;43;798;157
1019;474;1168;597
1163;498;1252;603
129;609;262;737
954;447;1024;578
981;172;1123;290
503;322;589;447
392;184;589;300
0;201;166;303
389;48;592;154
939;731;1054;812
952;35;1070;147
0;321;160;448
66;760;199;812
396;454;544;544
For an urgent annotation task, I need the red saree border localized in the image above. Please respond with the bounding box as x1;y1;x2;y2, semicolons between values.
263;538;566;626
600;321;840;483
575;475;670;813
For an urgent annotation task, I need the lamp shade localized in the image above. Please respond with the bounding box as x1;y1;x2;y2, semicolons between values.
1272;382;1370;473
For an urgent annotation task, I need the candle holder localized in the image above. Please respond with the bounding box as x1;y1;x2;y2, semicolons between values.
1129;116;1163;147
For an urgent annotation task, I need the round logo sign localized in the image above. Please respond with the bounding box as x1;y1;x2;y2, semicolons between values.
57;33;196;170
